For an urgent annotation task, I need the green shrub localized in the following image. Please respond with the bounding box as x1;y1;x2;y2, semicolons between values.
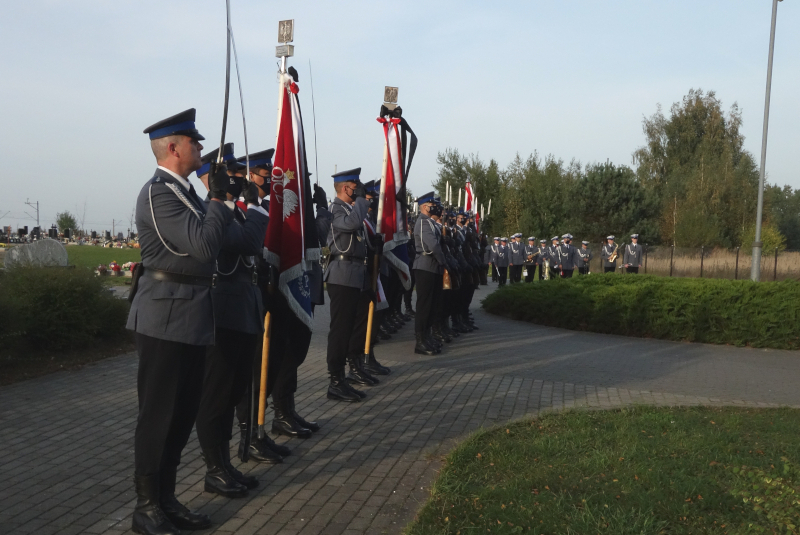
482;274;800;349
0;267;129;351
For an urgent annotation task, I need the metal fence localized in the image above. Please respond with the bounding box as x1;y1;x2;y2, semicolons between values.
582;244;800;281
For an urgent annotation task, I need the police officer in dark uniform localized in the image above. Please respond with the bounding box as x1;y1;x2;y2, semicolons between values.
230;149;293;464
127;109;234;534
601;236;619;273
495;237;510;285
523;237;538;282
623;234;643;273
324;168;378;402
577;240;593;275
556;233;580;278
193;144;268;499
413;192;445;355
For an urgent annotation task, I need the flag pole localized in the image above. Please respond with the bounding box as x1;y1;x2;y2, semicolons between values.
364;116;390;364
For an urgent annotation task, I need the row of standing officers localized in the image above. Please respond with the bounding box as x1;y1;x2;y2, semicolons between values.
488;233;644;283
126;108;483;535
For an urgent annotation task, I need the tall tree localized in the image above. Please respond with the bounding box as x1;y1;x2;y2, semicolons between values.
572;162;660;243
56;211;79;234
633;89;759;247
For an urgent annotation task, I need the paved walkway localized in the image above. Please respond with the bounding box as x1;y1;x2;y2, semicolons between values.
1;282;799;535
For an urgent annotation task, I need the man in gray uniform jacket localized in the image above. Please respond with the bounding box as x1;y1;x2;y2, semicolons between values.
601;235;619;273
577;240;593;275
509;234;525;283
413;192;446;355
556;233;580;278
623;233;643;273
489;237;500;282
324;168;376;403
524;237;538;282
495;237;510;285
126;109;233;535
193;144;269;499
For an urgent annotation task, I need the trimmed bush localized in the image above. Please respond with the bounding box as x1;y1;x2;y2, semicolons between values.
482;274;800;349
0;267;129;351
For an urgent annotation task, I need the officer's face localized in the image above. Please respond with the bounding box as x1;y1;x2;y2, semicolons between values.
173;136;203;175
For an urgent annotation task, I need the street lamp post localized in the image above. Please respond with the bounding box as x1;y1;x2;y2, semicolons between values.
751;0;782;281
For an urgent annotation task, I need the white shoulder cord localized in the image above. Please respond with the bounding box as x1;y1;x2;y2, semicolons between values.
331;202;354;254
149;183;189;257
215;208;255;276
420;218;436;256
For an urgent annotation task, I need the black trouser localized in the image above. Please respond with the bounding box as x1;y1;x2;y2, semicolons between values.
326;284;370;373
512;265;524;283
414;269;437;335
560;269;574;278
626;266;639;274
497;266;508;285
578;266;590;275
134;333;205;476
197;328;258;449
480;264;488;285
491;263;498;281
604;266;616;273
523;265;533;282
461;285;475;317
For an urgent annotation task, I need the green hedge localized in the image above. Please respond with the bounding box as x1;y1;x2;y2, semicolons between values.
482;274;800;349
0;267;129;351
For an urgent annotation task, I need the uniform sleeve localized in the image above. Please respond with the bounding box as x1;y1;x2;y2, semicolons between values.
220;209;268;256
332;198;369;232
623;246;631;264
149;186;233;264
422;221;446;266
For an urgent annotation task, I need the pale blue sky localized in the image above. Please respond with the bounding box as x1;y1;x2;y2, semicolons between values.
1;0;798;233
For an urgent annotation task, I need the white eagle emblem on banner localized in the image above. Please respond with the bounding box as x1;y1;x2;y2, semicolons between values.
282;170;298;221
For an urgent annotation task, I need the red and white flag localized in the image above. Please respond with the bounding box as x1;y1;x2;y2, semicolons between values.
376;115;411;289
263;70;318;330
465;181;475;212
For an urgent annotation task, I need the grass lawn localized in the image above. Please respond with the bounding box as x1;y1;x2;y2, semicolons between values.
66;245;141;269
406;407;800;534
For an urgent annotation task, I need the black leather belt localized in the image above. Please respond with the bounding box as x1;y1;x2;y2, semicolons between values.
146;268;215;287
330;254;367;265
217;267;259;285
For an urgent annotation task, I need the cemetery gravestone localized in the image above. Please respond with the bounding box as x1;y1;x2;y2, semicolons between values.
4;239;69;268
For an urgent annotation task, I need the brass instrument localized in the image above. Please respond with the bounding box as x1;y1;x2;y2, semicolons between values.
543;257;550;280
608;243;620;262
526;251;540;263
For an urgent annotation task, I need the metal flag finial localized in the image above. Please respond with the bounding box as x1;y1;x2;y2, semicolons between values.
384;86;398;111
276;20;295;63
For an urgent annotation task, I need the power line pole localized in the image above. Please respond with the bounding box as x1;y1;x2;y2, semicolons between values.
24;199;39;228
751;0;782;282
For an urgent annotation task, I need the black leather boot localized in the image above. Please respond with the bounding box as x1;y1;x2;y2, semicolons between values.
378;324;392;340
327;370;362;402
272;398;312;438
202;445;248;498
363;351;391;376
221;442;258;489
159;467;211;531
346;355;380;386
414;333;436;355
237;423;284;464
432;324;452;344
426;329;443;351
404;305;415;316
442;321;459;339
290;396;320;432
132;474;180;535
259;432;291;457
